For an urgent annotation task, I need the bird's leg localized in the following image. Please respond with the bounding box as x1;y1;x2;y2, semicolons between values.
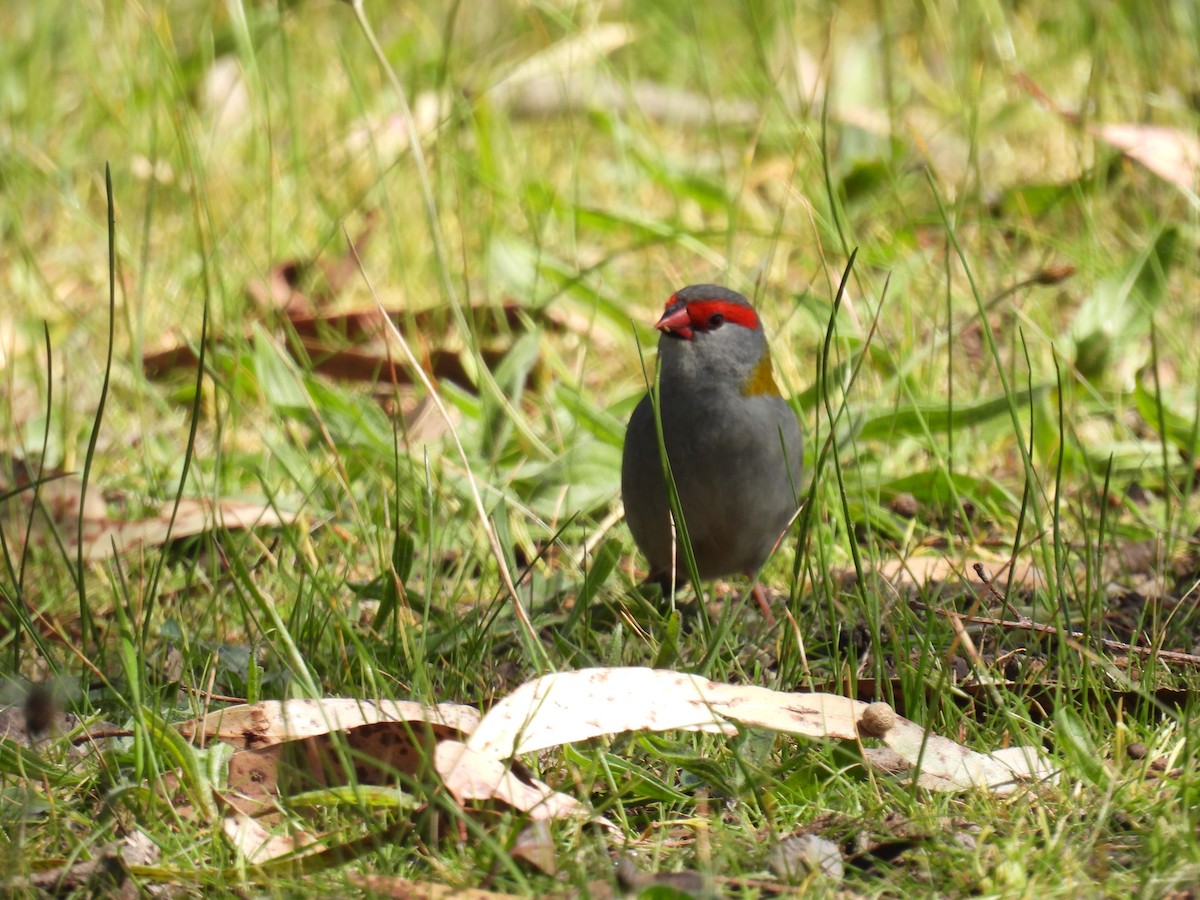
751;583;777;625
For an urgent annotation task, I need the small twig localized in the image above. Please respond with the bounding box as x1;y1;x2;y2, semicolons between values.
178;682;245;705
972;562;1024;623
71;728;134;746
911;600;1200;668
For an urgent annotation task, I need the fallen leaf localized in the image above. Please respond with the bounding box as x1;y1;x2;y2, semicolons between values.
342;90;445;166
465;667;860;758
768;833;845;882
614;855;712;896
868;555;1045;592
189;671;1052;874
1092;123;1200;196
0;459;107;548
246;214;379;318
345;873;525;899
1016;72;1200;201
200;55;251;149
434;740;592;821
498;72;758;127
146;302;550;396
74;497;299;562
222;745;284;816
882;718;1054;792
0;830;160;894
223;811;320;863
222;721;457;818
0;460;298;562
465;667;1054;796
181;698;480;750
190;699;481;819
488;23;636;101
510;821;557;876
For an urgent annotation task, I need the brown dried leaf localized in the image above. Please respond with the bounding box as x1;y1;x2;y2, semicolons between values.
73;498;298;562
245;259;315;318
1016;73;1200;198
223;745;283;817
141;340;201;378
0;459;297;562
222;722;447;814
145;302;543;395
287;304;541;389
245;212;378;317
0;465;107;552
194;699;482;820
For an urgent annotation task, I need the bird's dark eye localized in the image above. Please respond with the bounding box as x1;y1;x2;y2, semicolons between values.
707;312;725;329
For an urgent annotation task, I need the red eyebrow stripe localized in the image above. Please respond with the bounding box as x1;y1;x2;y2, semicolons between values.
682;299;760;330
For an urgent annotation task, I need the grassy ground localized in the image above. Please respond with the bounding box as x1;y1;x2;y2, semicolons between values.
3;0;1200;895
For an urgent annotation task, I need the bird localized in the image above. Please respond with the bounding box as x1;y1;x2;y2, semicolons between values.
621;284;803;620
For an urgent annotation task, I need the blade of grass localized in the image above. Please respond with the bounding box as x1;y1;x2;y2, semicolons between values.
74;164;120;658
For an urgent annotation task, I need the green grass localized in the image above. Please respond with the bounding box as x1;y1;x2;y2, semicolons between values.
3;0;1200;895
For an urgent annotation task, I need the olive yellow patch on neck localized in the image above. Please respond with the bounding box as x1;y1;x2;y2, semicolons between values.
741;351;781;397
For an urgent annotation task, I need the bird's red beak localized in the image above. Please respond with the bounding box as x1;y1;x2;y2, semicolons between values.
655;302;694;340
